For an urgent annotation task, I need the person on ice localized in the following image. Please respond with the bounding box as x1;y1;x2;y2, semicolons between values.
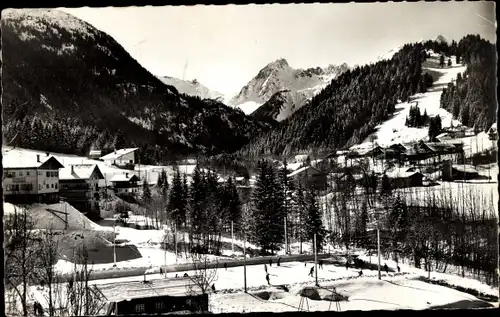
358;270;363;277
211;284;216;293
224;263;227;270
309;266;314;277
346;261;349;270
277;257;281;266
384;263;389;274
269;258;272;267
319;260;324;269
266;273;270;285
160;267;163;277
397;265;401;273
264;264;268;273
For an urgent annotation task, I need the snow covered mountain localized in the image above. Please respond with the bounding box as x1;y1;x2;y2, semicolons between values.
157;76;225;102
228;58;349;120
433;34;448;44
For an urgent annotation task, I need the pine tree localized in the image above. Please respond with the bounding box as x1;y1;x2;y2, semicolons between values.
294;182;308;254
189;165;206;246
225;177;242;231
252;160;285;254
142;179;152;204
168;169;186;228
305;187;326;252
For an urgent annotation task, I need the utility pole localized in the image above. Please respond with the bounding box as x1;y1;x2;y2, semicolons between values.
231;221;234;254
314;234;318;286
113;219;117;267
284;217;288;254
243;239;247;292
377;213;381;280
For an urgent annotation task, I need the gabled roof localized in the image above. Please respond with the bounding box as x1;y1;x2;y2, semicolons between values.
100;148;139;160
59;164;105;181
385;167;423;179
110;173;140;182
3;153;64;169
287;165;324;178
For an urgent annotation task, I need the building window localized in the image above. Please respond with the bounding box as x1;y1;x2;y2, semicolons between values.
26;171;30;176
51;184;54;188
130;160;133;164
39;184;42;190
55;183;58;189
155;301;165;310
135;304;145;313
19;171;23;176
46;184;49;189
11;172;16;177
46;172;50;177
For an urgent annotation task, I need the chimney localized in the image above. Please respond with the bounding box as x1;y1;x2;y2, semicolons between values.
126;173;129;178
71;165;74;174
46;151;50;157
37;154;40;163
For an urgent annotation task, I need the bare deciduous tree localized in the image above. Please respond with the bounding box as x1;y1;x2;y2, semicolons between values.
185;253;218;295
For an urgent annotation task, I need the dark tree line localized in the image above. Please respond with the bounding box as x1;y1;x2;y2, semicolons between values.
438;35;496;131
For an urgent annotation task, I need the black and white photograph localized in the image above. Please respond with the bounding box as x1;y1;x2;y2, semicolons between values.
1;1;498;315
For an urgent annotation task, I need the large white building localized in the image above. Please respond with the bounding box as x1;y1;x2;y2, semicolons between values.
3;152;64;204
100;148;139;168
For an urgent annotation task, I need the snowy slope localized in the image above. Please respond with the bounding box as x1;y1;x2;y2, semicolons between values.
229;58;349;118
352;50;467;150
157;76;225;101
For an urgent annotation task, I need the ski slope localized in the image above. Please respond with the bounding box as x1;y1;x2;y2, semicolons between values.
354;51;467;150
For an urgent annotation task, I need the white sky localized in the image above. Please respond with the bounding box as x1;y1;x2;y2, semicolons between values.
60;2;496;97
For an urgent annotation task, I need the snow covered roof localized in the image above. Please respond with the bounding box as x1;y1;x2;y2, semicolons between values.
287;165;324;178
89;149;102;155
100;148;138;160
59;164;104;181
385;167;423;179
2;150;64;169
96;277;200;302
109;173;139;182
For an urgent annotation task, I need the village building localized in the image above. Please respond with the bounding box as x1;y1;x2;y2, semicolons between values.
3;153;64;204
287;165;328;190
97;277;209;315
100;148;139;169
88;149;102;160
59;164;105;219
385;167;424;188
110;172;141;198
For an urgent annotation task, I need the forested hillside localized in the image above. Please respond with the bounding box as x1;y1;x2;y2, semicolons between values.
240;42;433;157
1;9;269;164
437;35;496;131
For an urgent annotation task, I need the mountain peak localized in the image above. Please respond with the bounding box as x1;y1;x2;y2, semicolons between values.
433;34;448;44
268;58;289;69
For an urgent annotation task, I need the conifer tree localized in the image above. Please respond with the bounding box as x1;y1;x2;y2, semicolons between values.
142;179;152;204
168;169;185;228
189;165;206;247
305;187;326;252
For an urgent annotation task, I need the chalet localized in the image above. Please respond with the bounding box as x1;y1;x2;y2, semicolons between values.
3;153;64;204
451;165;480;180
110;173;141;196
100;148;139;169
287;165;328;190
385;167;424;188
88;149;102;160
384;143;409;161
98;277;209;315
59;164;105;218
